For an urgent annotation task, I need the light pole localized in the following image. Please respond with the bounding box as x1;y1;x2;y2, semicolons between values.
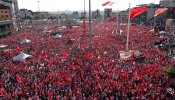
38;0;40;12
84;0;86;21
126;3;131;51
57;9;60;30
37;0;41;25
89;0;92;49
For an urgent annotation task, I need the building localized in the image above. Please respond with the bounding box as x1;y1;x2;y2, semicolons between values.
104;8;112;19
0;1;12;36
70;11;79;20
18;9;33;19
0;0;19;35
160;0;175;19
0;5;12;20
0;4;13;36
33;12;49;19
118;10;128;23
160;0;175;7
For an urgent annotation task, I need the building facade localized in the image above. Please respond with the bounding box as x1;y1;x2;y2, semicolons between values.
0;5;12;20
18;9;33;19
0;0;19;36
160;0;175;7
33;12;49;19
118;10;128;24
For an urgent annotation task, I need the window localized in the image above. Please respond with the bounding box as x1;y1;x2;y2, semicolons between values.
1;11;3;13
5;11;8;13
2;15;4;18
5;15;8;18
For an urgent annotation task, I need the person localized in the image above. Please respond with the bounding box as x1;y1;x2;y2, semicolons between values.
81;21;87;33
154;25;159;33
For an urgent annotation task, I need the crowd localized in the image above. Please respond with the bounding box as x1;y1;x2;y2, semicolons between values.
0;22;175;99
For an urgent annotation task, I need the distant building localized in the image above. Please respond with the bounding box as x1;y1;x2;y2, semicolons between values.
18;9;33;19
33;12;49;19
104;8;112;19
118;10;128;23
80;12;86;19
159;0;175;19
70;11;79;20
160;0;175;7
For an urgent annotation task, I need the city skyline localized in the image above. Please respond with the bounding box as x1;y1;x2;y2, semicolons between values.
18;0;160;12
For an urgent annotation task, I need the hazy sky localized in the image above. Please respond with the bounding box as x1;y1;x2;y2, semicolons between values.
18;0;160;12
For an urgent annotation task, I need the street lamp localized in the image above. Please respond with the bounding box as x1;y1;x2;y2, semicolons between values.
126;3;131;51
89;0;92;49
38;0;40;12
84;0;86;21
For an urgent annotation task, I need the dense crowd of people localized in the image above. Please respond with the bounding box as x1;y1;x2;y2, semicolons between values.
0;22;175;99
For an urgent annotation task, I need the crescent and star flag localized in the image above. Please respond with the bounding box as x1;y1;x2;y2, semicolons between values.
130;7;150;19
154;8;167;17
102;1;115;6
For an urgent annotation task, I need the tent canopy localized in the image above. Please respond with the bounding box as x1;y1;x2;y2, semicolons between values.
20;39;31;44
0;45;8;49
13;52;32;61
53;34;62;38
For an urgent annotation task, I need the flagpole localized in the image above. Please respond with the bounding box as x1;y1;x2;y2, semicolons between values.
116;8;119;33
57;9;60;31
84;0;86;21
89;0;92;49
126;3;131;51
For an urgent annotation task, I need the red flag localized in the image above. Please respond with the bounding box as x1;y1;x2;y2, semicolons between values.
81;21;87;32
102;1;115;6
85;52;93;59
131;53;135;62
154;8;167;17
16;75;23;83
130;7;150;19
62;52;69;58
0;88;6;96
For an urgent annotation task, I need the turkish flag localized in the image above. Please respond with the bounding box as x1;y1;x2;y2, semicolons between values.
85;52;93;59
130;7;150;19
131;53;135;62
102;1;115;6
16;75;23;83
154;8;167;17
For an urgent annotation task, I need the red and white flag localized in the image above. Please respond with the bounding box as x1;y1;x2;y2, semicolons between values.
102;1;115;6
154;8;167;17
130;7;150;19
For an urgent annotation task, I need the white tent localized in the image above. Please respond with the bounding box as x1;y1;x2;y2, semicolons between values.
150;29;154;32
0;45;8;48
53;34;62;38
159;31;166;34
13;52;32;61
119;51;132;60
20;39;31;44
119;50;142;60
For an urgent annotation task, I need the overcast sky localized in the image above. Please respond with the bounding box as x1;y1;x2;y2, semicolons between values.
18;0;160;12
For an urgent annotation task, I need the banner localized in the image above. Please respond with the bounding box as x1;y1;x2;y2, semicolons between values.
154;8;167;17
130;7;150;19
102;1;115;6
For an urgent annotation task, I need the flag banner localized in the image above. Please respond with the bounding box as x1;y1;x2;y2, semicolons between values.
154;8;167;17
16;75;23;83
102;1;115;6
130;7;150;19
